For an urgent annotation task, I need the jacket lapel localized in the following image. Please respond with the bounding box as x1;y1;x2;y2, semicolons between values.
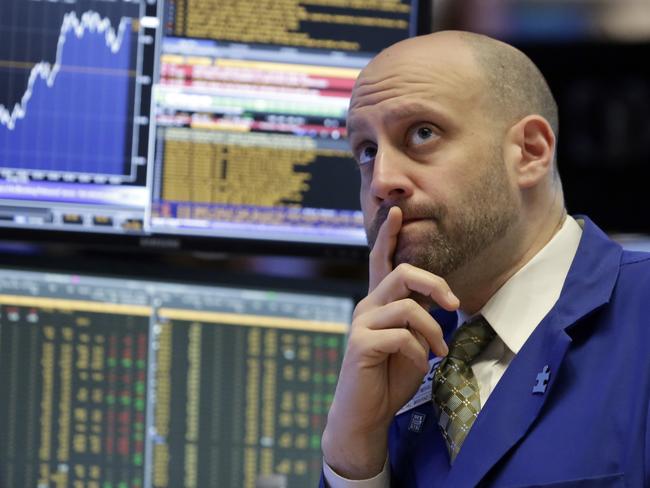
443;217;622;488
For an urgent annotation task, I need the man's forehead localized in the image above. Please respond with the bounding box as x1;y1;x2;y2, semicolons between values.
350;41;481;107
345;34;485;136
347;70;481;137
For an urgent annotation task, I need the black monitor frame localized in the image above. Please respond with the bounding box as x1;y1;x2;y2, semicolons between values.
0;0;430;259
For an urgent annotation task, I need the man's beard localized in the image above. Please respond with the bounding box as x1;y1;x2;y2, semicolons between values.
366;154;518;278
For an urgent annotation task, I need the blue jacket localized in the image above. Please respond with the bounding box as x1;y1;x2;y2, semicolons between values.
324;217;650;487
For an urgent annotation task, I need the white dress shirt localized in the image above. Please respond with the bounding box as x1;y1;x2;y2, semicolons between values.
324;216;584;487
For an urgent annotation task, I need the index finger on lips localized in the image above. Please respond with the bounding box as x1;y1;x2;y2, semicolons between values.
368;206;402;293
367;263;460;312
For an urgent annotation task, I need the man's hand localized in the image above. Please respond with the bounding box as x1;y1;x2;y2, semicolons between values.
321;207;459;480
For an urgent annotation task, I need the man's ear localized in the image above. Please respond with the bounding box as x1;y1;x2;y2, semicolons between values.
504;115;556;189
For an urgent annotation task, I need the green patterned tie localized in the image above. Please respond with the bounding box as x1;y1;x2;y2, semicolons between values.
432;315;496;463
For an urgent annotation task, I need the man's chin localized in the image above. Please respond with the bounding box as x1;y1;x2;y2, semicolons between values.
392;245;431;271
393;236;457;278
393;229;434;264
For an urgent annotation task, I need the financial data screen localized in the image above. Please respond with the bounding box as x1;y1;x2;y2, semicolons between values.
0;266;353;488
0;0;418;247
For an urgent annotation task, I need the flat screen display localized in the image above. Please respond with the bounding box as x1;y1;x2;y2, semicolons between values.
0;0;421;250
0;265;353;487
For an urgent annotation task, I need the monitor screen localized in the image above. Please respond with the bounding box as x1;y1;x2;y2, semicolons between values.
0;0;421;250
0;265;353;487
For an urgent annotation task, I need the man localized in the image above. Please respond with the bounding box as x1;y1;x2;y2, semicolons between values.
320;31;650;487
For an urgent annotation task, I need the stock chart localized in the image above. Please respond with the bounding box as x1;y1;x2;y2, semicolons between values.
0;0;146;180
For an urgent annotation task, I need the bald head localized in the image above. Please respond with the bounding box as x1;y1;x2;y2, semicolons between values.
359;31;558;137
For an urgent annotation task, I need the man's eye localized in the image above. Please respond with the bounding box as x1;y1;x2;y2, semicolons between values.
408;124;437;146
357;145;377;165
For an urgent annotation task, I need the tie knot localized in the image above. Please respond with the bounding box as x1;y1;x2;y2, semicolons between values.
446;316;495;363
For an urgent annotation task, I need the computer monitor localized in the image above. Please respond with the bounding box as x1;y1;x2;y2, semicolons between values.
0;265;353;487
0;0;155;236
0;0;425;252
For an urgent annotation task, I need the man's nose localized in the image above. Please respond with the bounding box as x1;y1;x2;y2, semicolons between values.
369;146;413;202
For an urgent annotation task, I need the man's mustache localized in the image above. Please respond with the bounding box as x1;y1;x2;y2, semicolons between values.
367;203;445;249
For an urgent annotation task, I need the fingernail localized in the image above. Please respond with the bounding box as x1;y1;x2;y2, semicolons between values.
447;290;459;306
442;342;449;356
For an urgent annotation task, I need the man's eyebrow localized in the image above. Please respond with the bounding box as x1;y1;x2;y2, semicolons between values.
346;101;448;140
345;117;369;141
383;102;435;121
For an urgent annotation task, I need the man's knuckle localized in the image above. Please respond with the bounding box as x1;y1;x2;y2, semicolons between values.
402;298;420;314
396;329;412;346
394;262;412;276
354;297;369;314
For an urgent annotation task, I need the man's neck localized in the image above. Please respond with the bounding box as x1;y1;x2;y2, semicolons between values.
448;207;567;316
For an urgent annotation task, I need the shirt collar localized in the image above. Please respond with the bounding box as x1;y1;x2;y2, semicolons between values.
457;215;583;354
